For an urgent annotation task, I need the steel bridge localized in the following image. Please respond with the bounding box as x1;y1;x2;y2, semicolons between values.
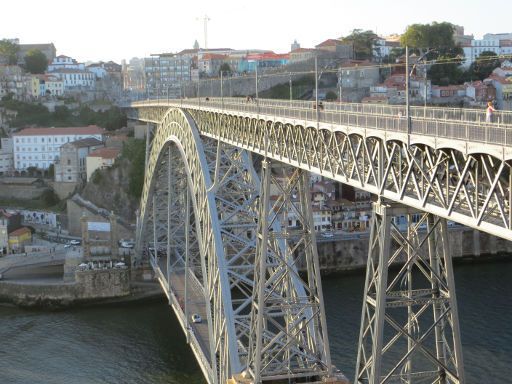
129;97;512;384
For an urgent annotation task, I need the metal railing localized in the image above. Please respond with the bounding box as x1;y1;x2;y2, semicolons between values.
133;98;512;147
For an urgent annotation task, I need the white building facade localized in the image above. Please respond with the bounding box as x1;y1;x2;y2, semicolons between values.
13;126;104;170
47;55;85;72
462;34;512;68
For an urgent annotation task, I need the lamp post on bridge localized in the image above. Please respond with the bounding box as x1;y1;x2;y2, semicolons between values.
289;72;292;103
337;68;342;102
315;55;319;124
255;60;259;100
406;46;435;143
220;70;224;109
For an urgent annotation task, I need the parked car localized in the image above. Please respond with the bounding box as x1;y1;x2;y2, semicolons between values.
69;239;81;245
191;314;202;323
321;232;334;238
120;241;135;249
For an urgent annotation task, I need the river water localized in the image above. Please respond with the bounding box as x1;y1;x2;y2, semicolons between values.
0;261;510;384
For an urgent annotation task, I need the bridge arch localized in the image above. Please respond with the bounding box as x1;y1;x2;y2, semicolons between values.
137;108;245;384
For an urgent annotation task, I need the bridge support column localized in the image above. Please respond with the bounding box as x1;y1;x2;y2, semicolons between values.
248;160;347;383
355;202;465;384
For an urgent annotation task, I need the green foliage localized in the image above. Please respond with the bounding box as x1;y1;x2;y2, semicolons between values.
400;22;455;52
79;105;127;131
40;189;60;207
467;51;501;81
121;138;146;198
26;166;38;176
260;75;315;100
23;49;48;74
47;164;55;178
91;169;103;185
219;63;232;75
400;22;467;85
325;91;338;101
383;47;406;64
342;29;378;60
0;98;127;130
0;39;19;65
428;54;465;85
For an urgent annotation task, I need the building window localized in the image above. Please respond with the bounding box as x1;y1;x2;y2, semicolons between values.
67;159;71;165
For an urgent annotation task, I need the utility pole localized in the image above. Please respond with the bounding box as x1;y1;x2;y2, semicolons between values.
315;55;319;123
289;72;292;102
405;46;411;145
255;61;259;100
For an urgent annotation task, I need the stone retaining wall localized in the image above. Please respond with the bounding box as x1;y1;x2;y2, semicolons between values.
316;227;512;274
0;268;130;307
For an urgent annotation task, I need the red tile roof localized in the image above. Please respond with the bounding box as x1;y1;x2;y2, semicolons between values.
14;126;104;136
0;209;13;218
246;52;289;60
290;48;316;53
316;39;342;47
88;147;120;159
9;227;31;237
201;53;227;60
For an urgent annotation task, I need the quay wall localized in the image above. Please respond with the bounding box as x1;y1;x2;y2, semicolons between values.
0;268;130;307
316;227;512;274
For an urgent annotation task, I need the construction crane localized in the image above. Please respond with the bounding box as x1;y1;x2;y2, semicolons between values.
196;15;210;49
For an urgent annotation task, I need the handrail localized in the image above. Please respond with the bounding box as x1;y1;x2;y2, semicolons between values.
132;98;512;147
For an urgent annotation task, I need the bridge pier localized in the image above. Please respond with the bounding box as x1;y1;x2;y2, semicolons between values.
355;202;465;384
247;160;347;384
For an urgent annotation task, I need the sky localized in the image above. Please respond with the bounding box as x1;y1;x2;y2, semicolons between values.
1;0;510;64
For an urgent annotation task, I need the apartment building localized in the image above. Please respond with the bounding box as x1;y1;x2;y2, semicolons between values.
13;126;104;170
54;138;104;182
0;138;14;175
144;54;192;98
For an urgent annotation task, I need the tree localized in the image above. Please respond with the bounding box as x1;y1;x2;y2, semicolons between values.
428;55;465;85
467;51;501;81
121;138;146;198
24;49;48;74
342;29;379;60
219;63;232;76
0;39;19;65
400;22;455;54
47;164;55;179
325;91;338;101
400;22;467;85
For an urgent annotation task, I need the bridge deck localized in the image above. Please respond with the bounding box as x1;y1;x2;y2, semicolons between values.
150;254;213;382
135;97;512;152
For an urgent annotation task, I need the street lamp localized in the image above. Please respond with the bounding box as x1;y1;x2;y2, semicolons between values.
289;72;292;102
315;55;319;123
255;60;259;99
337;68;342;102
220;70;224;109
406;46;435;136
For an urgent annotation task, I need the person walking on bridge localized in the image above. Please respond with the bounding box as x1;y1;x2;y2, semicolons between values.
486;101;496;123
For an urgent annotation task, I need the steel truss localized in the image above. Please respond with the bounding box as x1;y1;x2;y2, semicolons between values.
137;107;267;384
134;106;512;241
247;160;338;383
355;202;464;384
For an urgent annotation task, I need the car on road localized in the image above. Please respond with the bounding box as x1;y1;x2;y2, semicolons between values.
320;232;334;238
191;314;202;323
120;241;135;249
64;244;71;249
69;240;81;245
